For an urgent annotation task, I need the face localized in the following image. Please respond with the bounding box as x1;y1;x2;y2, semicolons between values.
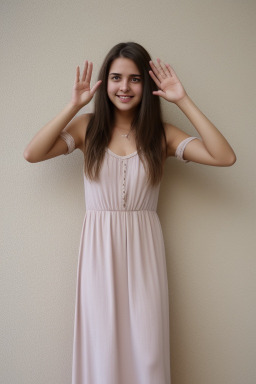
107;58;143;113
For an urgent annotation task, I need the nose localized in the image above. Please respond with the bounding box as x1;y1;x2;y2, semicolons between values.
119;79;129;92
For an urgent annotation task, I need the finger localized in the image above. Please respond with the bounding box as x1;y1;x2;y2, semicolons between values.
90;80;102;95
151;59;165;81
149;60;160;78
75;66;80;84
165;63;173;76
166;64;178;79
156;58;168;78
81;60;88;82
85;62;93;84
149;70;161;88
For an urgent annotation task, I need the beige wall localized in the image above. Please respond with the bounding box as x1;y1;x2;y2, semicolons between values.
1;1;255;383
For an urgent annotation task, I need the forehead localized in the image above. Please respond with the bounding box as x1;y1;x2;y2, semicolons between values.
109;58;140;74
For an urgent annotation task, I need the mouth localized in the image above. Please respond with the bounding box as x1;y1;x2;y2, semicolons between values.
116;95;134;102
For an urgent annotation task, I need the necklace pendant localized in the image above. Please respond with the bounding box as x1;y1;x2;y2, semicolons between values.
121;134;128;138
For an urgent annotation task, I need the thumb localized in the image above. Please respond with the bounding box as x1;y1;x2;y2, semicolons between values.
152;90;167;99
90;80;102;95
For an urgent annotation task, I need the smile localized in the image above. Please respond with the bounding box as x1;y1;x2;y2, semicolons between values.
117;95;134;103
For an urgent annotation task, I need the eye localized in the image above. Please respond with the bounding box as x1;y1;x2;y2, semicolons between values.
131;77;141;83
111;75;120;81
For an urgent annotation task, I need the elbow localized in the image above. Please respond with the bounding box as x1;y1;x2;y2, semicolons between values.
23;149;31;162
227;153;237;166
231;154;237;166
23;149;32;162
23;149;37;163
222;153;237;167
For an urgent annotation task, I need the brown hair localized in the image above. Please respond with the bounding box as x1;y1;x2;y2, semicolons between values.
83;42;167;186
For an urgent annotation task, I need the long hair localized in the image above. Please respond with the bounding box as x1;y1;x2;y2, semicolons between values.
83;42;167;186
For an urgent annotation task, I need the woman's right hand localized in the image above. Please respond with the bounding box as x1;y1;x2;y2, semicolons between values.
71;60;102;109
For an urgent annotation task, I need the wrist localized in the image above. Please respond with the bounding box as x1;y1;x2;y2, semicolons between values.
67;101;82;114
174;93;190;108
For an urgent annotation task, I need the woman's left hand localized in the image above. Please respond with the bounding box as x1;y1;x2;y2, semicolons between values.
149;59;187;103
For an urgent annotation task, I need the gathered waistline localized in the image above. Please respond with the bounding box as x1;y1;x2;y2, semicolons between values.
85;209;157;213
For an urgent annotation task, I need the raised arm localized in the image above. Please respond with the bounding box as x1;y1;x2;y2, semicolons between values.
149;59;236;166
23;61;102;163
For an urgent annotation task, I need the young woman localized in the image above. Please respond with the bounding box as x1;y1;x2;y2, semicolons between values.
24;42;236;384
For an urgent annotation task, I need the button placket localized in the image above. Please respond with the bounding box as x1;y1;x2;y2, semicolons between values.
121;160;127;208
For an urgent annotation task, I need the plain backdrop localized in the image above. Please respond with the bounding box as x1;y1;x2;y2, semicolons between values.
1;1;255;383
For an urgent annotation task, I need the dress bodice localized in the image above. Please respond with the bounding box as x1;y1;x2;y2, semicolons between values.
83;148;161;212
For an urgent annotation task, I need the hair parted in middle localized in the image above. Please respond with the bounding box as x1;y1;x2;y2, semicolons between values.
83;42;168;186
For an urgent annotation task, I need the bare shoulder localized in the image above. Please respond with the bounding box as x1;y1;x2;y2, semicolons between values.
163;122;191;157
65;113;93;152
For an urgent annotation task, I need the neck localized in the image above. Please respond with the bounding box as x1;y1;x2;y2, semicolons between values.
113;109;136;129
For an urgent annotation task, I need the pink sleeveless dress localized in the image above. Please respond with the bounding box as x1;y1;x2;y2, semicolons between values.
72;147;171;384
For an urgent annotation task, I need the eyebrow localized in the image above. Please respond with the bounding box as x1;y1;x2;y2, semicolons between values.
109;73;141;77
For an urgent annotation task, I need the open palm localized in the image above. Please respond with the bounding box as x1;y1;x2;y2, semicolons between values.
149;59;187;103
71;60;102;108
